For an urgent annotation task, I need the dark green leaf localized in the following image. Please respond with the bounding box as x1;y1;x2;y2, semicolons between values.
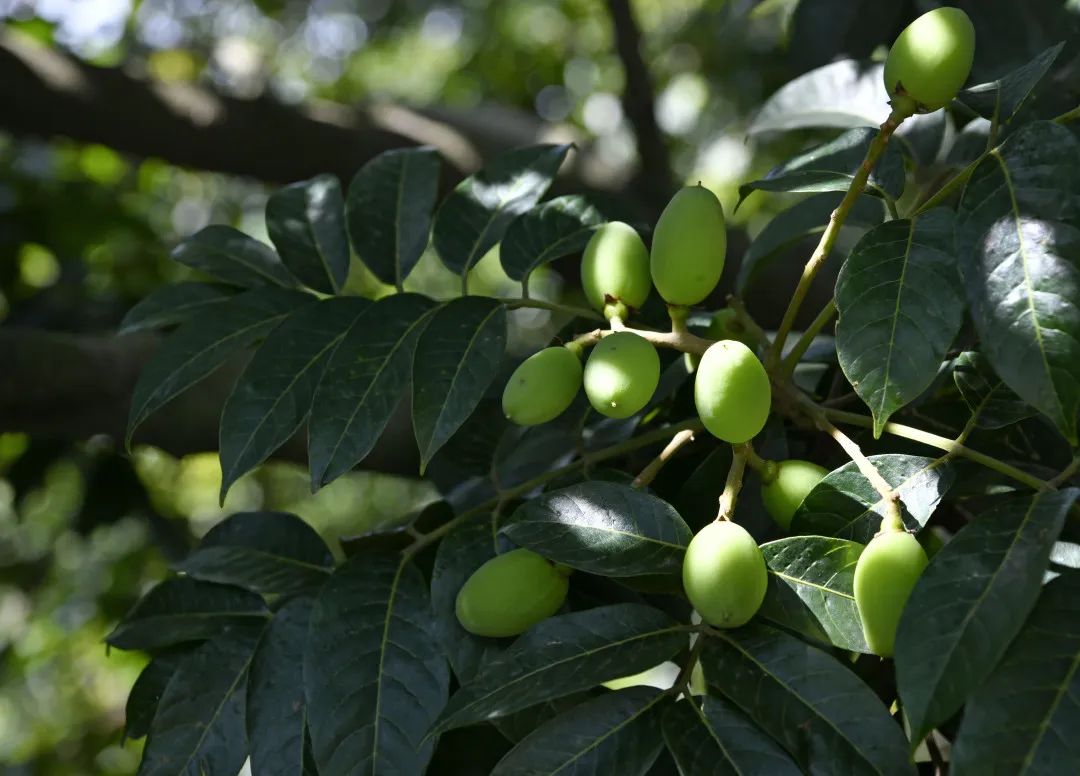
219;297;368;499
125;649;189;740
304;553;449;776
126;287;309;444
430;604;686;735
749;60;888;133
267;174;350;294
759;535;869;653
433;144;572;276
662;696;802;776
836;209;963;436
430;514;506;683
308;293;437;489
791;455;954;542
247;596;313;776
491;687;667;776
896;488;1079;745
175;511;333;596
951;571;1080;774
894;109;948;168
702;624;913;776
499;194;608;285
956;121;1080;444
952;351;1035;429
119;282;235;334
500;481;693;577
171;224;296;288
137;625;262;776
107;578;268;651
346;147;441;287
739;128;905;206
958;43;1064;122
738;192;883;292
412;296;507;471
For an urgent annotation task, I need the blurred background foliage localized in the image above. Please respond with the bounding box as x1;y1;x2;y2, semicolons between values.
0;0;1077;772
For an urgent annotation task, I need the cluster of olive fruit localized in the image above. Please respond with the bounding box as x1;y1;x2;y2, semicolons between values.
457;6;968;657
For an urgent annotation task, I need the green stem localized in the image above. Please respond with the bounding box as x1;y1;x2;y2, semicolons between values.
767;104;910;370
781;299;837;375
716;447;747;521
632;428;697;489
500;297;604;322
1053;104;1080;124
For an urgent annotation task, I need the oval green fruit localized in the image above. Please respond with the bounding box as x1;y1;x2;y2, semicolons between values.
651;185;727;306
583;332;660;418
706;308;752;347
761;459;829;531
682;521;767;628
581;221;652;315
884;8;975;111
853;530;928;657
502;346;583;426
694;340;771;443
455;548;570;638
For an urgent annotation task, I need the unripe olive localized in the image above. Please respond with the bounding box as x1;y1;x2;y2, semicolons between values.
706;308;752;347
581;221;652;315
682;521;767;628
583;332;660;419
502;346;583;426
694;340;771;443
761;459;829;531
853;531;928;657
884;8;975;112
650;185;727;306
455;548;570;638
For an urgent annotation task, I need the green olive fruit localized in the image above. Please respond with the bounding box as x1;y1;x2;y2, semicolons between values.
601;661;680;691
761;459;829;531
706;308;752;347
884;8;975;112
455;548;570;638
502;346;583;426
581;221;652;315
583;332;660;418
650;185;727;306
854;531;928;657
682;521;767;628
694;340;771;443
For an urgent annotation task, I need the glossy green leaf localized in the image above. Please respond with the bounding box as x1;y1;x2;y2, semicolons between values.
896;488;1079;745
126;287;309;444
412;296;507;471
247;596;313;776
791;455;954;542
491;687;668;775
737;192;883;292
951;571;1080;774
662;696;802;776
137;625;263;776
701;624;913;776
266;173;350;294
956;121;1080;444
346;147;441;287
218;297;368;499
171;224;296;288
308;293;436;489
430;514;506;682
106;578;268;651
430;604;686;735
304;553;449;776
739;128;905;206
432;144;572;277
836;208;963;436
952;351;1035;429
125;648;190;740
175;511;333;596
118;282;235;334
958;43;1064;122
500;481;693;577
749;60;888;133
759;536;869;653
499;194;608;284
